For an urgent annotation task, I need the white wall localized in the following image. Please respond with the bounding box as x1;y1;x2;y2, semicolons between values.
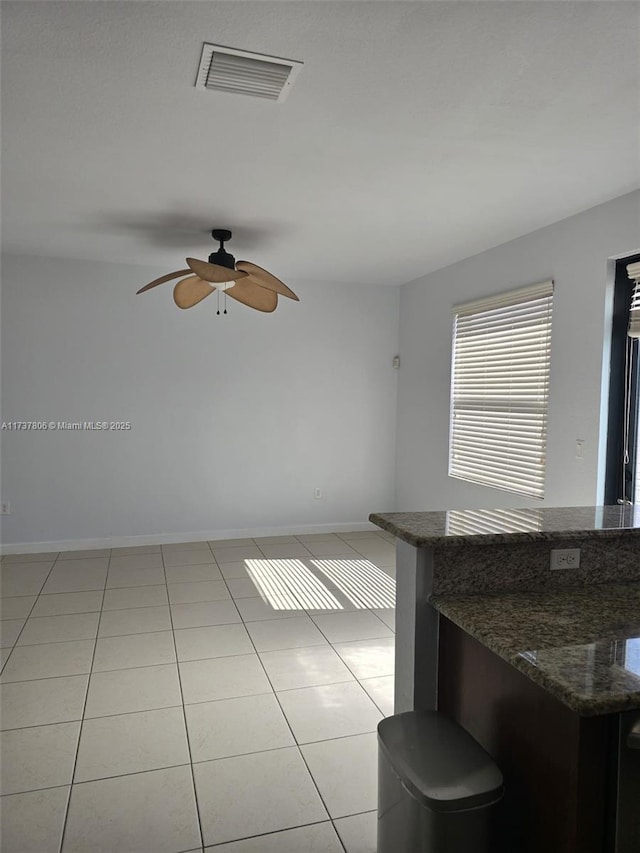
0;254;399;548
395;190;640;511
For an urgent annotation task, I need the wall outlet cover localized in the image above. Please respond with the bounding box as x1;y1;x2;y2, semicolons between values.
550;548;581;570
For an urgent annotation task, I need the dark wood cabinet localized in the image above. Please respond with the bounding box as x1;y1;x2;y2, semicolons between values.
437;617;617;853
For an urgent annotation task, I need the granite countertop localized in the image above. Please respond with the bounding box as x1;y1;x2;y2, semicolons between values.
430;582;640;715
370;505;640;548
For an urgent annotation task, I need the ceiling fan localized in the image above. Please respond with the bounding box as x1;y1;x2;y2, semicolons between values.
136;229;299;313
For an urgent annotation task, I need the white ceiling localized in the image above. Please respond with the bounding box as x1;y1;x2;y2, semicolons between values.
2;1;639;286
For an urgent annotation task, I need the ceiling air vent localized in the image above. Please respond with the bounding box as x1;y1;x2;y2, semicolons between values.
195;43;303;103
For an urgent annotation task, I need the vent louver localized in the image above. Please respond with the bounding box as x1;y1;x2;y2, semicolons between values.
195;43;302;102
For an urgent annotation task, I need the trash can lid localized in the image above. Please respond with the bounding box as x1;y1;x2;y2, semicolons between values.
377;711;504;813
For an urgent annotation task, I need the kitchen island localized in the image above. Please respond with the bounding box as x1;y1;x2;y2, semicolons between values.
369;506;640;853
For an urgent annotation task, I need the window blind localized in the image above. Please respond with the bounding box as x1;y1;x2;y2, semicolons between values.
449;280;554;499
627;261;640;339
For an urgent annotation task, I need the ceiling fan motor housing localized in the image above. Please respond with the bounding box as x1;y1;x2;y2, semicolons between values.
208;247;236;269
210;229;236;269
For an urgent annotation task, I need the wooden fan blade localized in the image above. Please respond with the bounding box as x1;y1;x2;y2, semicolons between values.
173;276;215;309
137;269;191;294
236;261;299;301
226;279;278;313
186;258;249;284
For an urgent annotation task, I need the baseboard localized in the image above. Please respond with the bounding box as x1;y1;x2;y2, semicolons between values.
0;520;383;555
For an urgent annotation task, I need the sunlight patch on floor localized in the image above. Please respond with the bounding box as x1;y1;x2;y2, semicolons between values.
244;559;343;610
311;559;395;609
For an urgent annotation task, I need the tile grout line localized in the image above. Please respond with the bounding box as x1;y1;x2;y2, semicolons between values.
202;817;341;851
0;555;63;676
232;568;349;853
161;543;207;852
56;553;108;853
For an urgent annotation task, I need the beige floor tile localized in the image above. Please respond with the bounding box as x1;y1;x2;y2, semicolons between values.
333;810;377;853
84;663;182;718
1;564;54;597
59;549;111;560
203;822;343;852
110;545;161;556
301;732;378;817
193;747;327;846
0;619;25;648
171;600;240;629
174;623;253;662
0;786;70;853
106;565;166;588
185;693;294;762
92;630;176;671
218;561;251;580
2;552;58;564
108;553;163;571
163;549;215;568
332;636;395;679
0;722;80;795
245;616;328;652
259;645;355;692
0;674;88;730
259;544;312;559
277;681;382;744
18;613;99;646
167;581;230;605
31;591;103;618
161;541;211;552
234;597;304;623
164;563;222;583
0;640;95;682
63;766;200;853
98;605;171;637
311;611;392;643
360;674;394;716
102;585;168;611
208;538;255;548
74;707;190;782
0;596;36;619
179;654;271;704
212;545;264;563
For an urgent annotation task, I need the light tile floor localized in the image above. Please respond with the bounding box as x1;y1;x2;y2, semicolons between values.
0;530;395;853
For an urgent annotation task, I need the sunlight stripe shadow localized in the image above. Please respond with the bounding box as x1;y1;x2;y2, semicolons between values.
311;559;395;609
244;558;343;610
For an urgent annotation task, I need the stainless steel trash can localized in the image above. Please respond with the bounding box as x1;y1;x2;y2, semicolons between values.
377;711;504;853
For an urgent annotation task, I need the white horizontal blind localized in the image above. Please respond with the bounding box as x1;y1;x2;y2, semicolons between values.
449;280;554;498
627;262;640;339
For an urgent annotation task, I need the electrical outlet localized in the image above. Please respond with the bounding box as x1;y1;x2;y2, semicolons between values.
550;548;580;570
0;501;11;515
314;488;322;500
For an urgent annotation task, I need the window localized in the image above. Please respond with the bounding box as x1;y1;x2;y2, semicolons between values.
604;254;640;504
449;280;554;498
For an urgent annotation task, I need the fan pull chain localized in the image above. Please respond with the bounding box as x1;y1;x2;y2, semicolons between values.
216;289;220;316
224;291;227;315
